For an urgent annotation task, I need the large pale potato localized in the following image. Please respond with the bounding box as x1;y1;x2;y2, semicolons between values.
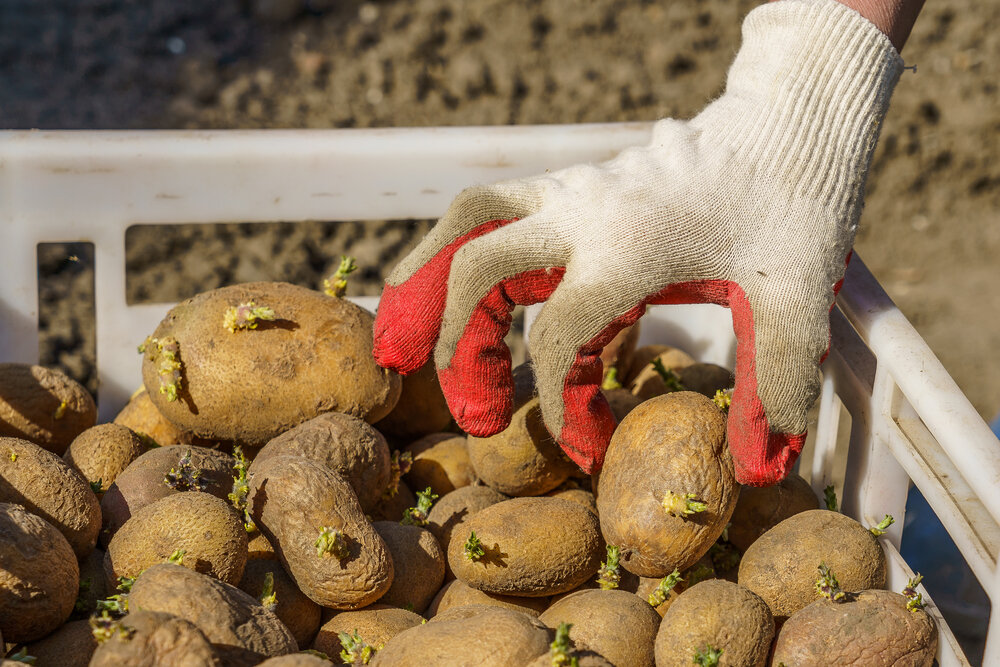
89;610;221;667
0;363;96;455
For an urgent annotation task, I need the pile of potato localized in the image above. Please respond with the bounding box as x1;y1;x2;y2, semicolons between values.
0;280;938;666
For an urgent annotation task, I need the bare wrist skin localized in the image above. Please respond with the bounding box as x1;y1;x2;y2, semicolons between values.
772;0;926;51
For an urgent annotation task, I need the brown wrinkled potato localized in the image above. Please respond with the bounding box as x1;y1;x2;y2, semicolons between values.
24;618;97;667
374;360;453;439
99;444;236;546
525;650;614;667
128;563;297;664
625;345;696;394
0;436;101;559
371;605;551;666
256;655;331;666
63;423;151;495
373;521;445;614
738;509;887;622
448;497;603;597
676;362;734;398
0;503;79;643
545;485;598;514
772;589;937;666
251;411;392;513
142;281;401;446
728;471;819;552
90;610;221;666
539;589;662;667
105;491;248;586
239;559;322;647
248;455;393;609
114;387;205;447
312;604;424;657
0;363;96;455
427;579;551;618
596;392;737;577
427;484;509;582
654;580;774;667
404;433;474;496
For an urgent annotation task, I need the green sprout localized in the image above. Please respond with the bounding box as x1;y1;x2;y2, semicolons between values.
89;610;135;644
116;575;136;593
324;256;359;298
824;485;838;511
5;648;37;664
685;562;716;587
903;573;926;612
168;549;186;565
316;527;350;560
651;358;685;392
338;629;375;665
708;542;741;572
815;563;846;602
648;569;683;607
596;545;622;590
694;646;724;666
139;336;183;402
8;450;16;462
90;479;104;494
53;400;68;420
223;301;276;332
712;389;732;411
601;367;622;390
464;531;485;562
662;490;707;518
259;571;277;610
869;514;895;536
163;449;206;491
228;446;255;532
550;622;579;667
382;450;413;499
401;487;438;526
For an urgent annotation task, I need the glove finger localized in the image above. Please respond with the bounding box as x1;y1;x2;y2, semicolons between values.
433;215;571;435
527;277;648;473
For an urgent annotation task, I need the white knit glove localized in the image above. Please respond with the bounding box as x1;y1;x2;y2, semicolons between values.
374;0;903;486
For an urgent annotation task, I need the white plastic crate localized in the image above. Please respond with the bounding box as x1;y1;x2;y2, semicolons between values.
2;125;998;665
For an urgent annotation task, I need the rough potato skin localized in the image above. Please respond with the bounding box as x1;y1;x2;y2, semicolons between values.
448;497;603;597
99;444;236;546
312;604;424;657
426;485;508;556
89;610;222;667
371;605;552;666
738;509;887;621
373;521;445;614
251;412;391;513
596;392;737;577
248;530;278;561
128;563;297;664
257;655;332;666
142;282;401;445
248;455;393;609
525;651;614;667
24;618;97;667
404;433;474;497
113;388;204;447
63;423;150;492
0;363;96;455
427;577;550;619
654;580;774;667
626;346;696;396
0;436;101;559
728;471;819;552
545;486;597;514
239;558;322;647
105;492;248;586
772;589;937;666
0;503;79;643
374;360;453;439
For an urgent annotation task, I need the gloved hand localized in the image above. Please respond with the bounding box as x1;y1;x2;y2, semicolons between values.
373;0;903;486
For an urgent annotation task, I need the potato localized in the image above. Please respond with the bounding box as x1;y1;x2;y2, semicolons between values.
248;531;278;561
371;605;551;666
105;492;248;586
373;521;445;614
525;650;613;667
0;436;101;559
251;411;391;513
0;503;79;643
427;579;550;619
596;392;737;577
247;455;393;609
63;423;150;494
257;655;331;666
100;444;235;545
142;281;401;446
772;589;937;666
738;509;887;622
312;604;424;657
89;610;221;666
727;471;819;552
128;562;297;664
545;486;597;514
448;497;603;597
676;362;733;398
635;574;685;617
539;589;661;667
0;363;96;455
625;345;695;388
467;365;575;497
239;559;322;647
600;387;642;423
374;360;453;439
24;619;97;667
404;433;474;496
654;580;773;667
113;387;205;447
426;485;508;554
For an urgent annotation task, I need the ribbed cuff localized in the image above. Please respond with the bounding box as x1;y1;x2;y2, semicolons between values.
694;0;904;207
